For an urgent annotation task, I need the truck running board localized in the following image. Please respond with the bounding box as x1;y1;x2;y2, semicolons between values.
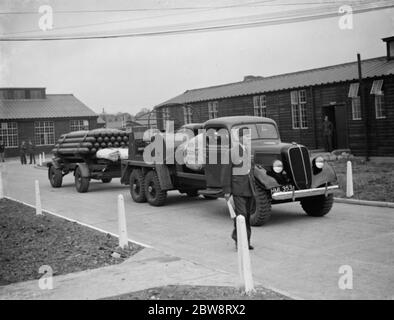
198;188;224;197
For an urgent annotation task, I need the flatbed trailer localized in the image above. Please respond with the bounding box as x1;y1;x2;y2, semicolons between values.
47;155;122;193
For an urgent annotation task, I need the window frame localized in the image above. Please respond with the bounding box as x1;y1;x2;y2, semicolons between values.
374;93;386;119
291;90;308;129
351;96;362;120
183;106;193;124
208;101;218;119
70;119;89;131
34;121;55;146
253;95;267;117
0;122;18;148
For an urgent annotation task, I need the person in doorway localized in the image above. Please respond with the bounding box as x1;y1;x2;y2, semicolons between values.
20;141;27;165
322;116;334;152
229;127;255;250
27;139;36;164
0;139;5;162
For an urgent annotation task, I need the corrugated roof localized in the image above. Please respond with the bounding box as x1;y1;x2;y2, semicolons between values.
156;56;394;107
0;94;97;119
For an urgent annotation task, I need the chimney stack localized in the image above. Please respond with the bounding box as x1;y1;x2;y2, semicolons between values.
382;36;394;61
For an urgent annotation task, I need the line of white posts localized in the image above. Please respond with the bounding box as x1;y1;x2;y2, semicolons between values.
38;152;46;166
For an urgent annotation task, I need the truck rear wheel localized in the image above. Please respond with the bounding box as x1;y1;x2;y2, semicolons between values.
250;183;272;226
130;169;146;203
75;166;90;193
49;166;62;188
144;170;167;206
301;193;334;217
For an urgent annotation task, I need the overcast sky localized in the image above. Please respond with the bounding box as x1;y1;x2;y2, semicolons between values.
0;0;393;115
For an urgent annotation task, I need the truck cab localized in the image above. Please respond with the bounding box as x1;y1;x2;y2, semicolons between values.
121;116;339;226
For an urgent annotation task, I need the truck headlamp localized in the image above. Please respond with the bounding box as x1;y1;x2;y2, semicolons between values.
273;160;283;173
314;156;325;169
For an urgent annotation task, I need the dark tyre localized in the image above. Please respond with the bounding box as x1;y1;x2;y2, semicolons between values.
301;193;334;217
144;170;167;206
250;183;272;226
203;195;218;200
75;167;90;193
186;190;199;197
130;169;146;203
101;177;112;183
49;166;62;188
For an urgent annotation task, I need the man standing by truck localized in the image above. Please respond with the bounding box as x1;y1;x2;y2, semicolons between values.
230;127;255;250
0;138;5;162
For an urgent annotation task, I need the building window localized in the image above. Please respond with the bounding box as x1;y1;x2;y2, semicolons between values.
70;119;89;131
183;106;192;124
13;89;25;99
375;94;385;119
253;95;267;117
348;82;362;120
162;107;170;129
351;97;362;120
370;79;385;119
290;90;308;129
0;122;18;147
35;121;55;146
208;101;218;119
30;89;43;99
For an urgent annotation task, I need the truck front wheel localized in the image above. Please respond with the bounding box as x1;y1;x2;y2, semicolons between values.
300;194;334;217
75;167;90;193
250;183;272;226
130;169;146;203
144;170;167;206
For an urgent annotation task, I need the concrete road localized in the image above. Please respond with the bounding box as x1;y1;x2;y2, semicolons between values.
1;162;393;299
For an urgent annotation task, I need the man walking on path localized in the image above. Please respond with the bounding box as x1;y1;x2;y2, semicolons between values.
0;139;5;162
230;127;255;250
20;141;27;165
27;140;36;164
322;116;334;152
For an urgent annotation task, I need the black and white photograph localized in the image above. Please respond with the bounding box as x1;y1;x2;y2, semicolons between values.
0;0;393;307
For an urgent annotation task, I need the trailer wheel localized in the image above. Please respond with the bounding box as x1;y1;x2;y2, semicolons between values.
49;166;62;188
75;166;90;193
130;169;146;203
144;170;167;206
250;183;272;226
101;177;112;183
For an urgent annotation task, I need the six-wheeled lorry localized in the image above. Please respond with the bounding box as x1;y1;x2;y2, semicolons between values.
120;116;339;226
47;128;129;193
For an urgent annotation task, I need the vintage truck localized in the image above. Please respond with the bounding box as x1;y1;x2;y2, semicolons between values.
120;116;339;226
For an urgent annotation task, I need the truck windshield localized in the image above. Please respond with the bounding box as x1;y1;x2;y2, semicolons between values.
233;123;278;140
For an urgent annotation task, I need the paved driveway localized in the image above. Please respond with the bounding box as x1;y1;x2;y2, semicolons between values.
1;162;393;299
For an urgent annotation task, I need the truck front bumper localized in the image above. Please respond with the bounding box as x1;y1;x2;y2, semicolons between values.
271;185;339;201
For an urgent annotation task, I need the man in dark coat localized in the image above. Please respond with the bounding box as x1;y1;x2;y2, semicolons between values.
0;139;5;162
322;116;334;152
20;141;27;165
230;127;255;250
27;140;36;164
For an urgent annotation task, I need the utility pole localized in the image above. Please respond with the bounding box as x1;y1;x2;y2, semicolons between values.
357;53;369;161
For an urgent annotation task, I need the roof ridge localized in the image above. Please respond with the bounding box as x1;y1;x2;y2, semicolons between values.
185;56;386;93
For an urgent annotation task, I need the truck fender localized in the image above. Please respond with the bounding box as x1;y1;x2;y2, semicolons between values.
155;164;173;190
74;163;90;178
311;162;338;188
253;165;281;190
120;162;133;185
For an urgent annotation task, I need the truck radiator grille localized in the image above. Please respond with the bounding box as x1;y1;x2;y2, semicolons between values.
287;146;312;190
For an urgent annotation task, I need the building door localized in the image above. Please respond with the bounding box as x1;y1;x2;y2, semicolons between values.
322;104;348;150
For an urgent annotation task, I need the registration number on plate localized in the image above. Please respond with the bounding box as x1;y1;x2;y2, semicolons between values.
271;184;295;195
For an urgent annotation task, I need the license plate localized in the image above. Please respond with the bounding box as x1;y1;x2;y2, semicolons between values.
271;184;295;195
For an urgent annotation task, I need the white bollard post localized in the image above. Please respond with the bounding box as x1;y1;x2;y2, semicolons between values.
236;215;255;294
0;171;4;199
346;160;354;198
117;194;128;249
35;180;42;215
38;154;42;166
42;152;45;161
